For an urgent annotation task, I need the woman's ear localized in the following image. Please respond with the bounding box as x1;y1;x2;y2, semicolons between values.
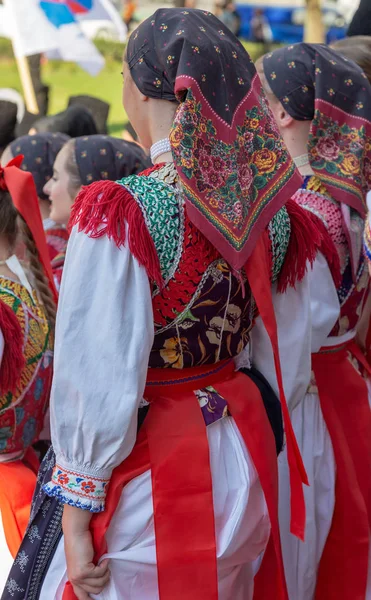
277;106;294;130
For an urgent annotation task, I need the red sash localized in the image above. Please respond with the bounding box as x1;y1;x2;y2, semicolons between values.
313;340;371;600
63;359;288;600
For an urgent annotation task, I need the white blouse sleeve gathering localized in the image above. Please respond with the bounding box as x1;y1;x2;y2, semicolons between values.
43;225;154;512
250;253;340;413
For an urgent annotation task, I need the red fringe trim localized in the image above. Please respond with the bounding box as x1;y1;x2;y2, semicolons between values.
0;301;25;394
70;180;162;289
277;200;341;293
139;163;163;177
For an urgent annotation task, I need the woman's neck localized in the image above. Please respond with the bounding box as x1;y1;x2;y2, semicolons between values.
0;237;12;262
39;198;52;221
153;151;173;164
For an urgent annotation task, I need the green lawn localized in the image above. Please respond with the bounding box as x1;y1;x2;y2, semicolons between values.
0;39;266;137
1;57;127;135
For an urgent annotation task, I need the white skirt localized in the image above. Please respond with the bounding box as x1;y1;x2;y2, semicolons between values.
278;392;336;600
40;417;270;600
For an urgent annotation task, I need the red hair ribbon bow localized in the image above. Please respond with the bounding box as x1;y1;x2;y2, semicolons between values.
1;156;58;302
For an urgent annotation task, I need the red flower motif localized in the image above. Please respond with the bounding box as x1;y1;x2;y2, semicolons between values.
316;137;340;161
81;481;96;493
57;473;69;485
198;150;213;173
205;169;223;188
213;156;228;173
238;164;253;192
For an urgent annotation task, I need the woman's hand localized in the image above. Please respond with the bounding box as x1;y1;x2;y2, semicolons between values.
63;505;110;599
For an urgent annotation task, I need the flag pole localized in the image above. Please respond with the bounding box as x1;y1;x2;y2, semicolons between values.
13;50;39;114
304;0;325;43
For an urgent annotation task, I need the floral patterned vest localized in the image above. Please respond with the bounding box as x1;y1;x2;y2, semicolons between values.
293;176;369;337
0;278;53;455
121;167;292;370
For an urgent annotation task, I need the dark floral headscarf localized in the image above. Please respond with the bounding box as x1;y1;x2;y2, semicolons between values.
10;133;69;200
74;135;151;185
263;43;371;217
127;8;301;270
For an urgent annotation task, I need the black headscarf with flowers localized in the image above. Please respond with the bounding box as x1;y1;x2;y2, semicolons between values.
74;135;151;186
127;8;302;270
10;132;70;200
263;43;371;216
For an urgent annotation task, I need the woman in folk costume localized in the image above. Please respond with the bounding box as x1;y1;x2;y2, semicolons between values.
1;133;70;265
0;158;57;589
330;37;371;365
43;135;150;290
4;10;339;600
257;44;371;600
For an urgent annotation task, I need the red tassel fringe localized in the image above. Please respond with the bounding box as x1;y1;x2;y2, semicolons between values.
277;200;341;293
0;301;25;395
70;180;162;289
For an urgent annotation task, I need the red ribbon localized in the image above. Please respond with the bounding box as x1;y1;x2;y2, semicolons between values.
64;358;289;599
313;341;371;600
0;156;23;190
2;157;57;303
246;233;308;541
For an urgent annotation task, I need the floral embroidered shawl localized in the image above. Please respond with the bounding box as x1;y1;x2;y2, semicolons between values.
263;43;371;217
127;8;302;270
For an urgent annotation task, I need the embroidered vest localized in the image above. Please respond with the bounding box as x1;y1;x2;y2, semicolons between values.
0;278;53;455
293;176;368;337
120;172;292;369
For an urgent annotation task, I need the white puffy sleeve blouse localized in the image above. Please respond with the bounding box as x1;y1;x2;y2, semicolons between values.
44;226;154;512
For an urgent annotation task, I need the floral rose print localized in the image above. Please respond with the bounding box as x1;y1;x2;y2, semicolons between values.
339;154;360;176
316;137;340;161
252;149;277;174
170;90;292;232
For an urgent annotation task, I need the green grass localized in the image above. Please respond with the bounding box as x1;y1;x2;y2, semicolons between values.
1;55;127;135
0;36;267;136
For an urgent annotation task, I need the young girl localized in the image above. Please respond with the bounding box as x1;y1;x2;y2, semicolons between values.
43;135;151;289
0;157;56;589
331;36;371;372
1;133;70;265
257;43;371;600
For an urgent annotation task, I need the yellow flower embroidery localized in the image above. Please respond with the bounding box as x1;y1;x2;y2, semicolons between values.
160;337;187;369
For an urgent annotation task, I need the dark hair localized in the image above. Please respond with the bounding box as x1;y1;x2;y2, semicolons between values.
332;36;371;84
0;189;56;328
0;190;18;251
63;139;82;199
